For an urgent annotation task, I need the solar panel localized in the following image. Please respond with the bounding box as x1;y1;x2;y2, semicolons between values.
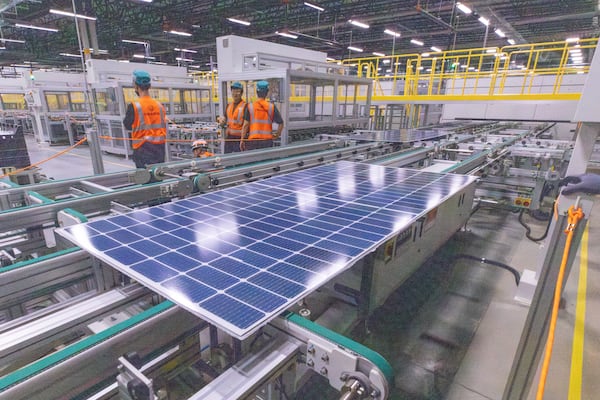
57;161;476;339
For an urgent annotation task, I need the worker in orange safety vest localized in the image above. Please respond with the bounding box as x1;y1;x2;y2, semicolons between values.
241;80;283;151
191;139;214;158
123;70;167;168
217;81;249;153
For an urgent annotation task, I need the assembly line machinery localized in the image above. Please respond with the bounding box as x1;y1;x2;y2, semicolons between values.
0;118;575;400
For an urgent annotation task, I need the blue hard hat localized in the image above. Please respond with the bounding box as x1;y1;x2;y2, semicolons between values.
256;80;269;91
133;69;151;85
231;81;243;90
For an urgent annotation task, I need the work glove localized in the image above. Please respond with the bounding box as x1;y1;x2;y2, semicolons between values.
560;173;600;195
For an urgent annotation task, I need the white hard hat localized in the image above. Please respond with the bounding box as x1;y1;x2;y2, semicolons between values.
192;139;207;150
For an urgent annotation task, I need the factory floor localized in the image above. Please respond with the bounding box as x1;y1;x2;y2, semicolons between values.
20;136;600;400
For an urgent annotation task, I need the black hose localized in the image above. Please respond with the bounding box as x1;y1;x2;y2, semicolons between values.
451;254;521;286
518;206;553;242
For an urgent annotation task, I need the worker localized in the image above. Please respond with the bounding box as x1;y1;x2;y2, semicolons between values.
191;139;214;158
217;81;249;153
123;69;167;168
561;173;600;194
241;80;283;151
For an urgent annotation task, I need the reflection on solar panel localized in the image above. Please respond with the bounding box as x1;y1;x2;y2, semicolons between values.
352;128;451;143
57;161;476;339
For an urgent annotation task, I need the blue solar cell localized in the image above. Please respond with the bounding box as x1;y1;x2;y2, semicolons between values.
300;246;351;264
200;239;238;254
105;246;146;266
170;227;197;242
248;272;305;298
88;219;120;232
263;236;306;252
131;259;178;282
230;249;277;269
328;233;376;248
285;253;332;274
153;233;188;249
126;224;163;238
179;244;220;263
268;262;321;286
167;214;197;226
146;207;174;218
279;229;321;245
88;235;120;251
220;233;255;247
260;216;296;229
210;257;260;278
237;226;271;240
226;282;286;312
180;210;210;220
294;224;331;238
109;215;139;227
127;210;155;223
147;219;180;231
162;275;216;303
235;209;265;220
339;227;385;242
189;265;238;290
315;239;364;257
246;221;283;234
105;229;143;244
156;251;200;272
201;294;264;329
247;242;293;259
129;239;171;257
350;222;392;236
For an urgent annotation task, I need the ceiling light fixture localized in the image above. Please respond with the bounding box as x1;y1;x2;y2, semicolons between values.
348;19;370;29
49;9;96;21
304;2;324;12
372;52;385;57
411;39;424;46
0;38;25;44
494;28;505;38
168;30;192;37
15;23;59;32
507;38;516;45
60;52;82;58
174;47;197;53
566;37;580;43
276;30;298;39
384;29;401;37
122;39;147;45
347;45;363;52
176;57;194;62
456;2;472;15
478;16;490;26
227;17;251;26
133;54;156;59
430;46;442;52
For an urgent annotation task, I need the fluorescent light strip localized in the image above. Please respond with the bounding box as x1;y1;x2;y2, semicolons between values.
348;19;369;29
347;46;363;52
276;31;298;39
122;39;147;45
60;52;82;58
133;54;156;59
384;29;401;37
304;1;324;12
566;37;580;43
456;2;472;14
0;38;26;44
168;30;192;37
49;9;96;21
372;52;385;57
478;16;490;26
174;47;197;53
507;38;516;45
494;28;505;38
176;57;194;62
227;17;251;26
15;23;59;32
411;39;424;46
430;46;442;52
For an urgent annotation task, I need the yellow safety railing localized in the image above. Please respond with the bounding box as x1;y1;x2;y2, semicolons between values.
341;38;597;101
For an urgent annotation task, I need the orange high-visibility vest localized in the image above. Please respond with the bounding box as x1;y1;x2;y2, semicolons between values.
248;99;274;140
131;97;167;150
226;100;246;138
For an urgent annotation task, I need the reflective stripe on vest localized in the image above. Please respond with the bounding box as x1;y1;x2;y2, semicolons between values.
131;98;167;149
226;101;246;137
248;101;274;140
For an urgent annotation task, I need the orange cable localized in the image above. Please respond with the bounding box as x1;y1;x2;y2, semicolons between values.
0;137;88;179
535;204;584;400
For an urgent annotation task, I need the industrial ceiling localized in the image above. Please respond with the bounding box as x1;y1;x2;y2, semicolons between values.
0;0;598;70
